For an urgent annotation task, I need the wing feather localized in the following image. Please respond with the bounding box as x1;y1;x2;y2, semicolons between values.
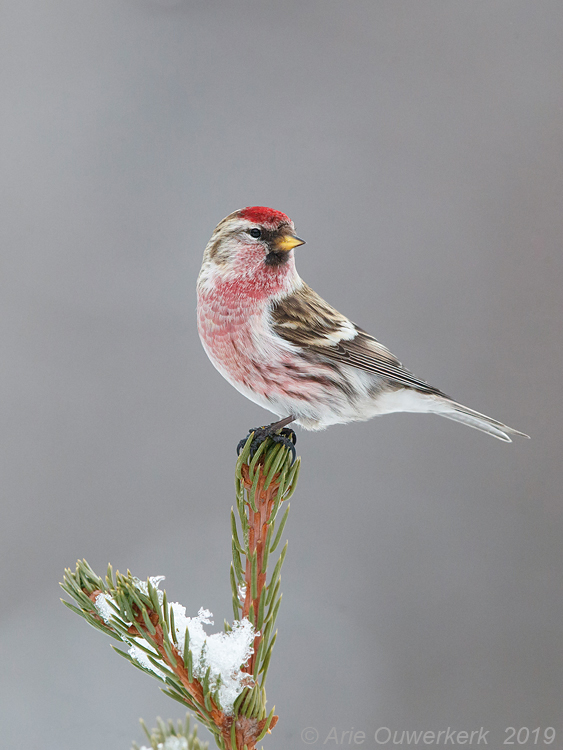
270;283;446;397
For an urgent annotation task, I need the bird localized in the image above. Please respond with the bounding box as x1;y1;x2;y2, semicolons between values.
197;206;528;444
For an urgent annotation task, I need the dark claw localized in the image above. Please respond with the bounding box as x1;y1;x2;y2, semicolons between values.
278;427;297;445
236;435;250;455
237;424;297;464
269;429;297;464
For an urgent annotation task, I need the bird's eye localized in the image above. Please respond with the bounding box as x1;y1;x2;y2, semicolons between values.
249;228;262;238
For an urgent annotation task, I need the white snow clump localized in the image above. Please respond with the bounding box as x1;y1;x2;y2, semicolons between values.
134;575;166;603
139;738;188;750
93;592;117;624
171;603;256;714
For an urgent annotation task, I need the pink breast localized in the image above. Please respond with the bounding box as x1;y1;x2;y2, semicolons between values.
197;291;276;393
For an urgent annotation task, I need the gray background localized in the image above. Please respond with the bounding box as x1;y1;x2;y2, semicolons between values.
1;1;562;748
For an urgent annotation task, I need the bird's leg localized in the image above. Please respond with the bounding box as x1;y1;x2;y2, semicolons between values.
267;415;296;431
237;415;297;464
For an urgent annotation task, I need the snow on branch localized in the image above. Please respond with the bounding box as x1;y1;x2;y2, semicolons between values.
61;432;300;750
132;714;207;750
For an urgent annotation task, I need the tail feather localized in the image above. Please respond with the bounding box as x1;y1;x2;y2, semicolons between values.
433;400;530;442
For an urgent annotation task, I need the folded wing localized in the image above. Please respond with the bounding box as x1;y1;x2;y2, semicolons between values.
270;283;446;397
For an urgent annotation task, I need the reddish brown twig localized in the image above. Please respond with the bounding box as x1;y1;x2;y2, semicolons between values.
239;464;282;677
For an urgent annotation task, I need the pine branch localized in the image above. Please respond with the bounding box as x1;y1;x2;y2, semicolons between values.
132;713;207;750
61;432;300;750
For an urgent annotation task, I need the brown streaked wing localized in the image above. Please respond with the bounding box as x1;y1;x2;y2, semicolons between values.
271;284;447;396
270;283;346;342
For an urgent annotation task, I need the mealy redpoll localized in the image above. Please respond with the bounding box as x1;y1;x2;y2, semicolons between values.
197;206;528;442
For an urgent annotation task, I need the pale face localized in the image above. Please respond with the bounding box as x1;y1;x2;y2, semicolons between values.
197;207;305;299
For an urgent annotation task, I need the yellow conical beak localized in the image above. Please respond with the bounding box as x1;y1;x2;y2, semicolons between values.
274;233;306;252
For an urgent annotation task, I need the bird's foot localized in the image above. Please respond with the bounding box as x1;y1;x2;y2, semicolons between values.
237;422;297;465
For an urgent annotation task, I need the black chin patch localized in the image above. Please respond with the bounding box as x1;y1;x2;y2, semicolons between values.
265;251;289;266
